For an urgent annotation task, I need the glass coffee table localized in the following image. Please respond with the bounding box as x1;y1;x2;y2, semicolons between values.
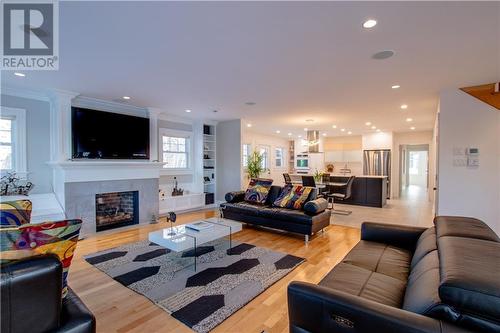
148;217;242;271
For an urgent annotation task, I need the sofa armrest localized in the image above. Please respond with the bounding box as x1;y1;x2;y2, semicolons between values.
56;287;96;333
304;198;328;215
361;222;427;251
224;191;246;203
288;281;473;333
1;255;62;333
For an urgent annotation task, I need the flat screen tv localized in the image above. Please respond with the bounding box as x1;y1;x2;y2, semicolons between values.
72;107;150;159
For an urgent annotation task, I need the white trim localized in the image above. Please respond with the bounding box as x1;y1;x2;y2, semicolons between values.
0;106;27;176
1;85;51;102
72;95;148;118
159;128;193;172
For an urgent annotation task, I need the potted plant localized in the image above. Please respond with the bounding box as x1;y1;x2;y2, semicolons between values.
313;169;324;183
247;151;265;179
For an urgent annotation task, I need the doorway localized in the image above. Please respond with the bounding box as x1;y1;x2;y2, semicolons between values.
399;144;429;200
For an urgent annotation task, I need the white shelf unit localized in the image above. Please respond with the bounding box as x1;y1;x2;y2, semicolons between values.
203;125;216;205
159;193;205;214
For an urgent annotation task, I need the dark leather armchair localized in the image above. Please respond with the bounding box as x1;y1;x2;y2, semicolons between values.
1;255;96;333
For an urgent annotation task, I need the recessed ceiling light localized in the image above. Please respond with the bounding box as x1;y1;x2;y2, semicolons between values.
392;85;400;89
332;125;337;129
347;131;352;135
212;110;218;113
363;19;377;29
401;104;408;109
304;127;308;131
371;126;376;129
365;122;372;126
376;129;381;132
245;102;256;106
122;96;131;100
247;123;252;128
14;72;25;77
406;118;413;122
276;130;281;134
298;135;302;138
322;133;327;137
305;119;314;123
372;50;395;60
410;126;416;130
185;109;192;113
341;128;345;132
287;132;292;136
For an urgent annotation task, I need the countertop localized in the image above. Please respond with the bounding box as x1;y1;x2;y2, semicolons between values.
290;173;387;179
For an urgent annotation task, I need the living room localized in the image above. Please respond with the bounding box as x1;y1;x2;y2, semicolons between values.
1;2;499;333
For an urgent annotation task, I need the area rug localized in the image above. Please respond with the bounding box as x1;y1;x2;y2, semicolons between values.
84;239;304;333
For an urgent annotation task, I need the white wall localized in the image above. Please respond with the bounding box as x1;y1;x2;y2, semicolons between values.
1;94;52;193
362;132;393;150
216;119;242;201
437;89;500;235
241;130;290;187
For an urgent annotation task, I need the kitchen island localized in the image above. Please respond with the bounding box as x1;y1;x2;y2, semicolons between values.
289;174;388;208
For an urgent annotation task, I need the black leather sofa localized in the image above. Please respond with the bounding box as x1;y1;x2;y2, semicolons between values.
288;216;500;333
221;186;330;242
1;255;96;333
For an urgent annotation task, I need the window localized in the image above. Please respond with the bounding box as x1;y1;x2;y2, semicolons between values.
275;147;284;168
0;107;26;175
242;143;251;168
258;146;269;169
409;151;419;175
160;129;191;170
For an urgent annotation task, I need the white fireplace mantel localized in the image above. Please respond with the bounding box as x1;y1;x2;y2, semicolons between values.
48;160;165;183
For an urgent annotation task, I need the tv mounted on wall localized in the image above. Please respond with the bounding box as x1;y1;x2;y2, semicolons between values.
72;107;150;159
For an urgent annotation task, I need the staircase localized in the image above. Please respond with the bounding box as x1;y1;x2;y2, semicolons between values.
461;83;500;110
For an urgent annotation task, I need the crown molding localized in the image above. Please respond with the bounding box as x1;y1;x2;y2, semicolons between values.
1;85;51;102
72;95;148;117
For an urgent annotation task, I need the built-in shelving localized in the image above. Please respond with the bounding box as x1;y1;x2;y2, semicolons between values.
203;124;216;205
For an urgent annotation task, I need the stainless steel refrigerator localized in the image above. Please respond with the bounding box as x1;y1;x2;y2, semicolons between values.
363;149;391;198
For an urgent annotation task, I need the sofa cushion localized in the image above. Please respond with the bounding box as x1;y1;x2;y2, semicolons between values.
434;216;499;242
320;262;406;308
273;185;314;210
438;236;500;325
225;191;245;203
403;250;460;322
0;200;32;228
259;207;314;225
265;185;282;206
0;219;82;299
410;226;437;268
244;178;273;204
341;240;411;282
221;202;261;217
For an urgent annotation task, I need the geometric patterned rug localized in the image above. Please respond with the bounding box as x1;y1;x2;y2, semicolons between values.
84;239;304;333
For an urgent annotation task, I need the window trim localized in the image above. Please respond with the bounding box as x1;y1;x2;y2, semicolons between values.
159;128;193;173
0;107;26;177
274;146;285;169
242;143;251;169
257;145;270;170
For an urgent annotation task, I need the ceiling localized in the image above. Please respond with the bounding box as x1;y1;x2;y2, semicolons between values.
2;1;499;138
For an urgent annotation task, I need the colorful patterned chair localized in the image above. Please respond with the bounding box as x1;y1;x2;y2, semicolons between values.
0;200;32;227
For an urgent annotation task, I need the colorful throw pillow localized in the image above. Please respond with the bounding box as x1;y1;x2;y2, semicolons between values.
244;178;273;204
0;200;32;227
0;219;82;298
273;185;313;210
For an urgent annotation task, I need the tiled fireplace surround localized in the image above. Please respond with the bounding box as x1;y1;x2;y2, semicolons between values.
65;178;159;238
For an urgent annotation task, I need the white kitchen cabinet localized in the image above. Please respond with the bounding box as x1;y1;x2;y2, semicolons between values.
325;150;362;162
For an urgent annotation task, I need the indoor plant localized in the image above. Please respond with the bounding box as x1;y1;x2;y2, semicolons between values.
247;151;265;179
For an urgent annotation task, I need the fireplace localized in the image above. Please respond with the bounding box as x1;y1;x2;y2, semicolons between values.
95;191;139;232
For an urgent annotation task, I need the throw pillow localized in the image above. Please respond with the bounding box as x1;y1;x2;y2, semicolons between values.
0;219;83;298
273;185;313;210
244;178;273;204
0;200;32;228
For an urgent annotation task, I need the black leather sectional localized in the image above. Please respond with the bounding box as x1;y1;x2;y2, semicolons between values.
288;216;500;333
221;186;330;242
1;255;96;333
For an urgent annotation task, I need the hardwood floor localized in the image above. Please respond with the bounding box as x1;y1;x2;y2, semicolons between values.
69;209;361;333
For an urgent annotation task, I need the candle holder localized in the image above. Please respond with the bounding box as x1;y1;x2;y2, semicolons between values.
166;211;177;236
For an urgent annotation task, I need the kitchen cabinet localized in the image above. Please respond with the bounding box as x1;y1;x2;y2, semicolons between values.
330;176;387;208
325;150;362;162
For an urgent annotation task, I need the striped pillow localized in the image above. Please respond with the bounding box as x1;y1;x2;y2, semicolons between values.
273;185;313;210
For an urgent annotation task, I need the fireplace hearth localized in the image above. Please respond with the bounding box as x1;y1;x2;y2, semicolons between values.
95;191;139;232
